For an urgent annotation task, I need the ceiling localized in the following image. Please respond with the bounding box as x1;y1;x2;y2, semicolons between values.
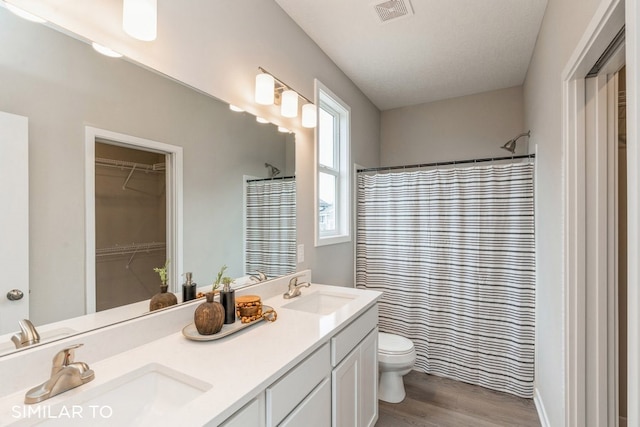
274;0;548;111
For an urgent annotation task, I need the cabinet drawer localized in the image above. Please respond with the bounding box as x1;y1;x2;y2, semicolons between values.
267;343;330;426
331;305;378;366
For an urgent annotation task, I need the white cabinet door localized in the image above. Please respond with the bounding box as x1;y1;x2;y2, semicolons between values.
0;111;29;334
332;346;359;427
280;377;331;427
218;394;265;427
359;328;378;427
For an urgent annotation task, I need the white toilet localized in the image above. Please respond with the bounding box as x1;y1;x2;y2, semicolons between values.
378;332;417;403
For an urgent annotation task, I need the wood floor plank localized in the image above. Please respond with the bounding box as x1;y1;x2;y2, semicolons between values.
376;371;540;427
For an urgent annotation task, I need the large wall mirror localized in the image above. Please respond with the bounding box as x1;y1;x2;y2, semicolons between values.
0;5;296;355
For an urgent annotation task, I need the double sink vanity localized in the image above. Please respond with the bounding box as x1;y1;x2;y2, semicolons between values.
0;271;381;426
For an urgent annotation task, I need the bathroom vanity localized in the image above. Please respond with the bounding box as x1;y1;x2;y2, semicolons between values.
0;272;381;426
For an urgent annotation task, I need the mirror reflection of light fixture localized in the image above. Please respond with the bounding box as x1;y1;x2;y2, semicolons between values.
92;42;123;58
301;103;317;128
278;126;291;133
256;117;269;124
255;66;316;127
281;90;298;118
501;131;531;154
229;104;244;112
123;0;157;41
5;3;47;23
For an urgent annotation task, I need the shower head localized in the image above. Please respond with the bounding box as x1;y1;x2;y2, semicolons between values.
501;131;531;154
265;162;281;178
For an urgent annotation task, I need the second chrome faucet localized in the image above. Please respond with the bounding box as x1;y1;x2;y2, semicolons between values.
283;276;310;299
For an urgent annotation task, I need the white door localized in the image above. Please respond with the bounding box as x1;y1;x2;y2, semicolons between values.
0;111;29;334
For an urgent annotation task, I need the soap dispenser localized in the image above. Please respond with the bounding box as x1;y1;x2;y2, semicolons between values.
182;272;197;303
220;278;236;324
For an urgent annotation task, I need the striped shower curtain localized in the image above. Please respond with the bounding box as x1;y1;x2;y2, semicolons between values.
356;162;535;398
245;177;297;278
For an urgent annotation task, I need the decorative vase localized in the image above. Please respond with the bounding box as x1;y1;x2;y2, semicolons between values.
149;284;178;311
194;292;225;335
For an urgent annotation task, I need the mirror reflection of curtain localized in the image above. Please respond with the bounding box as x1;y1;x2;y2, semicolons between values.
245;177;297;277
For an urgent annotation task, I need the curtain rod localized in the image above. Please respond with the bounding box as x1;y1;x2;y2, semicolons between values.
246;175;296;183
357;153;535;174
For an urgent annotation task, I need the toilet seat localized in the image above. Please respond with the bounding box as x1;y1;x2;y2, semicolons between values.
379;332;414;355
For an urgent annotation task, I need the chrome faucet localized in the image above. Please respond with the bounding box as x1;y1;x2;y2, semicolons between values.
25;344;95;404
250;271;268;283
11;319;40;349
283;276;310;299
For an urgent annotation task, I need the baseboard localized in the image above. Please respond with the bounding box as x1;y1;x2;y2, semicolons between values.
534;387;551;427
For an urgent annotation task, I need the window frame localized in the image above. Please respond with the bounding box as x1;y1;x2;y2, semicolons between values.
314;80;351;247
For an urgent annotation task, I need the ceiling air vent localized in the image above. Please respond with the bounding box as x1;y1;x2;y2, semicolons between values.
372;0;414;23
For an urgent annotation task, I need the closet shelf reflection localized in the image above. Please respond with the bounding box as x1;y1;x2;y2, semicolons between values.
96;242;166;258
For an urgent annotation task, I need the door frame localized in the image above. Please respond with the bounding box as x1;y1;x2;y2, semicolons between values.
562;0;639;425
84;126;183;314
0;111;29;334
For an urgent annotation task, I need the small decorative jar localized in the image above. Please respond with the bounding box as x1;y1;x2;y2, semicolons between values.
149;284;178;311
194;292;225;335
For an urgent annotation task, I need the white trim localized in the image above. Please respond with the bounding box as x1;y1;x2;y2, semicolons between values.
534;387;551;427
625;0;640;423
314;79;352;247
84;127;183;314
562;0;627;425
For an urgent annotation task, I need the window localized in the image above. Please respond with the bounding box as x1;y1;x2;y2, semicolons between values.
315;81;351;246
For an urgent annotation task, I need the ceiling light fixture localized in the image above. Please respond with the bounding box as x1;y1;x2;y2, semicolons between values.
123;0;157;41
5;3;47;23
91;42;123;58
254;67;316;127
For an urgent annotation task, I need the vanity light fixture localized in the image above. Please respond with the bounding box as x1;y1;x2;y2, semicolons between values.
256;117;269;124
5;3;47;23
255;73;275;105
255;67;317;127
281;90;298;118
123;0;157;41
229;104;244;112
91;42;123;58
301;103;317;128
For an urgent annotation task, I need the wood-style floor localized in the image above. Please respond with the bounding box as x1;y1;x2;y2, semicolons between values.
376;371;541;427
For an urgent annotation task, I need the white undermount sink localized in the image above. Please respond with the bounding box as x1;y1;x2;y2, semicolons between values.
32;363;211;426
282;291;357;315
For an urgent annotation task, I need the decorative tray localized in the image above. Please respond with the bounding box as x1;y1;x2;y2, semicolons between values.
182;305;274;341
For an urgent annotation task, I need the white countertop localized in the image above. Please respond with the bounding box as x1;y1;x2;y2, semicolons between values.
0;282;381;426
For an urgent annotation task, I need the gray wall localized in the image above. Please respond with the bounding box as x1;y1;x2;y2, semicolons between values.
11;0;382;289
380;86;525;165
0;9;290;324
523;0;608;424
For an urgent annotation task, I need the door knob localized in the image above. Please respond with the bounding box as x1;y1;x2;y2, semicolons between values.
6;289;24;301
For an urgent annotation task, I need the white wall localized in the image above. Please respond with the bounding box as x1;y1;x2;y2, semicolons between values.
380;86;525;165
523;0;609;425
